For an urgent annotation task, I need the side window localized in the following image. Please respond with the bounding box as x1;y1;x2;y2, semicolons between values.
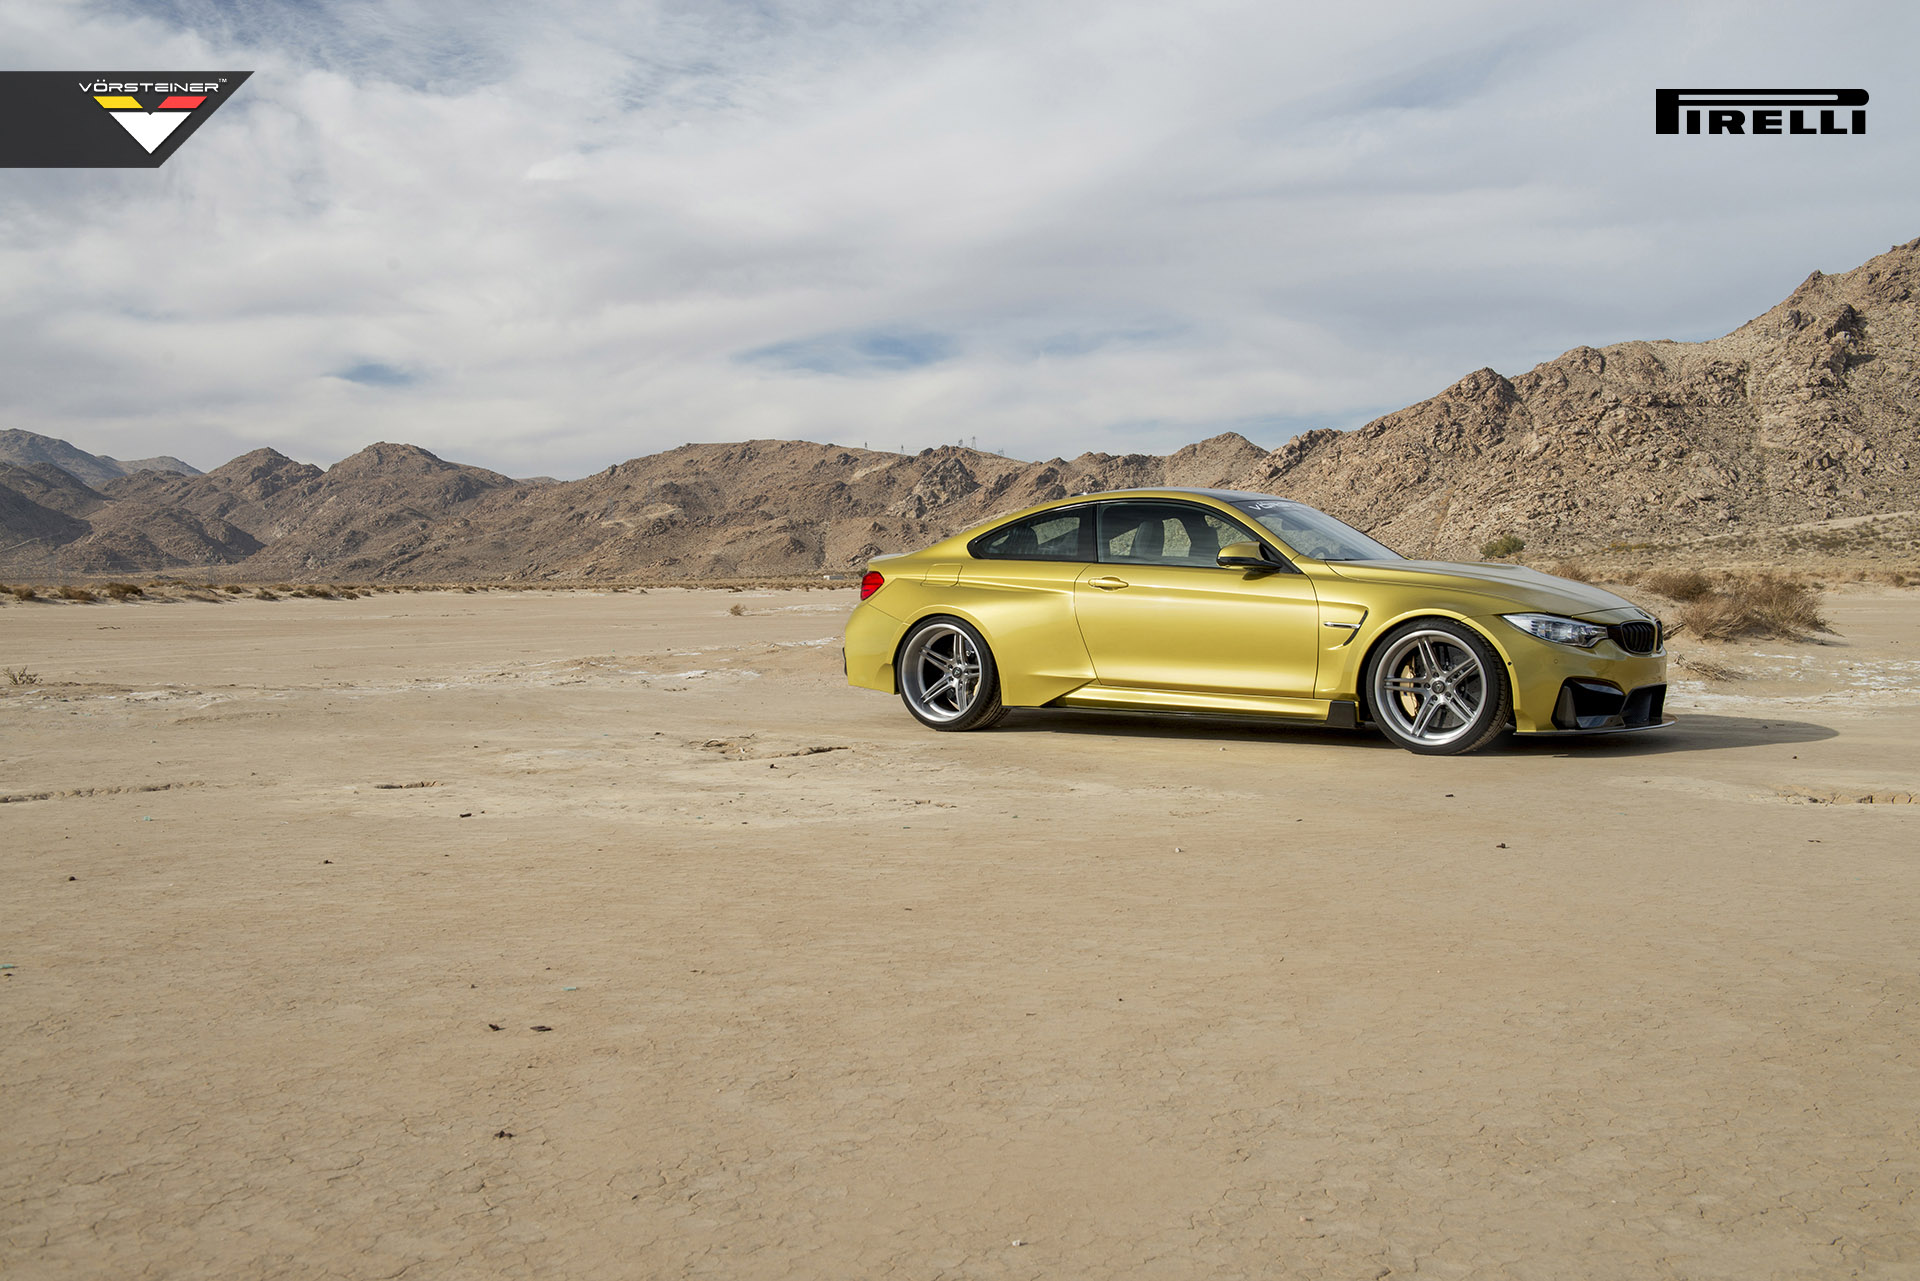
970;508;1092;561
1096;502;1260;567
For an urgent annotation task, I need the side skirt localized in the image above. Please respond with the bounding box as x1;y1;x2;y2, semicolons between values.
1053;684;1354;723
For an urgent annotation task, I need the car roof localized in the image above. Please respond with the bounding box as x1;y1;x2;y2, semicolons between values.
1063;486;1304;505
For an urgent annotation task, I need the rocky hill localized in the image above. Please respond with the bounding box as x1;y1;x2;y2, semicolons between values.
36;443;516;576
3;237;1917;580
0;430;200;487
1248;240;1920;558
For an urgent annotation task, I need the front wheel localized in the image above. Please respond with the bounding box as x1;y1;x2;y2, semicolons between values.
896;617;1008;732
1365;620;1511;755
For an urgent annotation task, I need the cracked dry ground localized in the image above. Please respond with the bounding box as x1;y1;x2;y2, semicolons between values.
2;587;1916;1280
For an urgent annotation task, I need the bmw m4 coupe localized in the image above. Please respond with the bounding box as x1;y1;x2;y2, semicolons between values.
843;488;1670;754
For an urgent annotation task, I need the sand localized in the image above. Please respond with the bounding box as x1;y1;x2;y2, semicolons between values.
2;587;1916;1279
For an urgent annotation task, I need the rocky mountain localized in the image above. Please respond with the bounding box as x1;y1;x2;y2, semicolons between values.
429;431;1276;580
0;463;95;550
1247;240;1920;558
0;429;200;487
48;444;515;576
3;237;1916;580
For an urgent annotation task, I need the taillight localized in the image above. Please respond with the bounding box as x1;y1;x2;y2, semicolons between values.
860;570;884;600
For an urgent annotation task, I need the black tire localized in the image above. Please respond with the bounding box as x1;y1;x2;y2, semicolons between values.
895;616;1009;732
1364;619;1511;755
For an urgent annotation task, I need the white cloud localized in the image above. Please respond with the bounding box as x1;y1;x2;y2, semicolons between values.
2;0;1915;476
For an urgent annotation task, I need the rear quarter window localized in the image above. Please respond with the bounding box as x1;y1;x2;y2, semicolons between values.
969;508;1093;560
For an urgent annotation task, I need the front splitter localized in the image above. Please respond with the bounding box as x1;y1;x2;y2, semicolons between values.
1514;719;1678;738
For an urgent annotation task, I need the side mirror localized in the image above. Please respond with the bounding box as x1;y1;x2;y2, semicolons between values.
1217;541;1285;572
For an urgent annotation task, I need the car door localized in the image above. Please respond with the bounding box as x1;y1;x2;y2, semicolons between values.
956;503;1100;704
1071;500;1320;697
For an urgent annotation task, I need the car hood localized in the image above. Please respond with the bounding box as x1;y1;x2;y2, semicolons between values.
1320;559;1644;619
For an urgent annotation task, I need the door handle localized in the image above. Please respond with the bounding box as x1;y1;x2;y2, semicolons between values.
1088;576;1129;590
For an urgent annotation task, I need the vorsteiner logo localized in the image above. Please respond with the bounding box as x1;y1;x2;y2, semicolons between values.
1656;89;1868;136
0;71;251;167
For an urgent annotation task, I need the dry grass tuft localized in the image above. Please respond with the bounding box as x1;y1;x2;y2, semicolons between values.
11;585;36;601
4;666;38;686
1642;569;1713;601
1678;656;1748;682
1547;560;1594;583
103;582;145;600
255;588;280;601
728;603;746;616
1674;572;1829;641
58;585;97;603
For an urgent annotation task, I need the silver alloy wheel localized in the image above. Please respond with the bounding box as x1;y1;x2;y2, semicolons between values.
899;622;984;724
1372;628;1490;749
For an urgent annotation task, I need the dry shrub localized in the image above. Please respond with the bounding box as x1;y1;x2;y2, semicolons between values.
5;666;39;686
1741;572;1829;634
1547;560;1593;583
1675;573;1828;641
58;585;97;603
103;582;144;600
255;588;280;601
727;603;746;616
1642;569;1713;601
1672;595;1744;641
12;585;37;602
1480;533;1525;559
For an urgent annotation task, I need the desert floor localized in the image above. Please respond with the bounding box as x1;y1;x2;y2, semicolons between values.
2;587;1916;1280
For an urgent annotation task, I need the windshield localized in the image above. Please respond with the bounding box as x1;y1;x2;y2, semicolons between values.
1225;496;1402;562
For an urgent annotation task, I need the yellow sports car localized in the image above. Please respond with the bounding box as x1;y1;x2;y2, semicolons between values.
843;488;1670;754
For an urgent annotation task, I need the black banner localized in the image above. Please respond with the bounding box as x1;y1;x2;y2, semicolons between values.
0;71;252;167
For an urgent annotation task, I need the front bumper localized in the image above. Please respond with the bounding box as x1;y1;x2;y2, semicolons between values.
1488;619;1670;735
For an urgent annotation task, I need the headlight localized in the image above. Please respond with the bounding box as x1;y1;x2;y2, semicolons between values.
1502;612;1608;648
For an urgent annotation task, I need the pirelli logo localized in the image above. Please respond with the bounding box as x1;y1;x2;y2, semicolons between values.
1656;89;1868;136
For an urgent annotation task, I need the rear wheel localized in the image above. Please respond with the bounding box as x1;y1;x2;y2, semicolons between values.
1366;620;1510;755
896;617;1008;732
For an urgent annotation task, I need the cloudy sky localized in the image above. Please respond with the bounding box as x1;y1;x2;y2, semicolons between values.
2;1;1914;478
